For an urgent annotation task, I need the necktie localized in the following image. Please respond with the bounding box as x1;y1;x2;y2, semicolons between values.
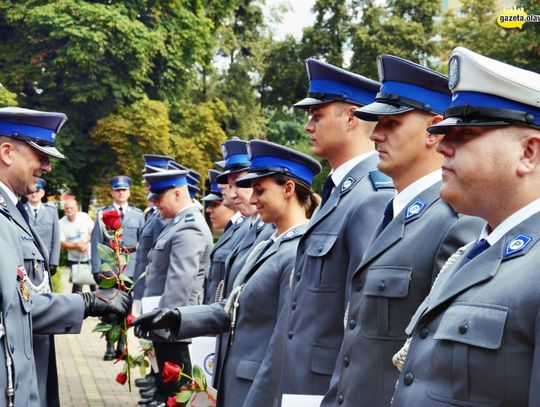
16;201;30;226
380;198;395;232
34;208;38;219
320;175;334;206
462;239;490;266
224;220;233;232
118;206;124;220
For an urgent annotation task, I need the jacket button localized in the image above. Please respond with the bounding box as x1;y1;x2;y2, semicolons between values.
378;280;386;291
288;331;294;339
458;321;468;334
337;395;344;405
419;326;429;339
354;283;363;292
10;344;15;353
291;302;297;310
348;319;357;330
296;272;301;281
65;324;72;332
404;372;414;386
318;246;323;252
343;356;350;367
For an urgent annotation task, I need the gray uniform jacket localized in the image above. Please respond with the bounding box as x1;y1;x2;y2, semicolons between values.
203;214;249;305
91;204;144;278
212;217;275;386
0;190;84;407
25;202;60;267
392;211;540;406
282;154;394;395
143;205;213;341
173;224;307;407
322;182;484;407
132;208;167;300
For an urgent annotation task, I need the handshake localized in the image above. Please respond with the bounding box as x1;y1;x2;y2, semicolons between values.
131;308;182;338
78;288;132;319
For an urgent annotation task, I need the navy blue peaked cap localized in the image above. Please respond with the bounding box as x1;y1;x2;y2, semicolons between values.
216;139;251;184
109;175;132;190
144;169;188;200
236;140;322;188
167;161;200;186
202;169;223;202
142;154;174;169
294;59;380;109
0;107;67;159
355;55;451;121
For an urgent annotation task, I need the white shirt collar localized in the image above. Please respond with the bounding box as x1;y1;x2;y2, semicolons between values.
230;211;243;224
478;197;540;246
28;202;42;211
330;151;377;187
113;203;128;213
0;180;18;205
393;170;442;218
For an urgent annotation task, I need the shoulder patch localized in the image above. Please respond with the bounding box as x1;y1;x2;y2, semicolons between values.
504;234;533;257
341;176;356;193
369;170;394;190
404;199;427;220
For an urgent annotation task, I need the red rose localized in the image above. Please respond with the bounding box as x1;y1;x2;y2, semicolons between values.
102;210;122;230
126;314;135;327
115;372;127;385
167;396;181;407
162;361;182;383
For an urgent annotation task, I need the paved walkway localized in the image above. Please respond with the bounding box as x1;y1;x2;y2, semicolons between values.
56;268;145;406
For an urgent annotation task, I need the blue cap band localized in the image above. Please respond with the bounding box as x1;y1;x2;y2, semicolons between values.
251;156;315;186
380;81;451;114
451;91;540;126
309;79;377;106
226;153;250;168
149;176;187;192
210;182;220;194
144;158;170;168
112;182;130;189
0;120;56;144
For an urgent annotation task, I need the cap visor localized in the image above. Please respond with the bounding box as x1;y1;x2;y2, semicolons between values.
354;102;414;121
236;170;277;188
216;167;249;184
201;193;223;202
214;160;226;169
427;117;512;134
27;141;65;159
293;97;330;109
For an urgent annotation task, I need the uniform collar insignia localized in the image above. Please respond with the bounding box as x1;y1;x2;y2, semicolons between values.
504;234;532;257
404;199;426;220
283;228;298;240
0;194;7;210
257;220;264;230
173;215;180;225
341;176;355;193
235;216;245;225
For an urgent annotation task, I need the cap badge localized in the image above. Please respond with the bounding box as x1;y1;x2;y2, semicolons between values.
221;144;228;158
448;56;460;90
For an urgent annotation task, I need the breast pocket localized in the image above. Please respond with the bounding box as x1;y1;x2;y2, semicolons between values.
428;302;507;406
20;238;44;262
235;359;261;382
306;233;340;292
360;266;411;339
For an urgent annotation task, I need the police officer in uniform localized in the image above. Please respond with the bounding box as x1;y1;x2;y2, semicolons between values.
140;168;213;405
202;169;248;305
0;107;132;406
24;178;60;274
212;139;275;386
134;140;322;407
321;55;484;407
391;48;540;406
281;59;394;396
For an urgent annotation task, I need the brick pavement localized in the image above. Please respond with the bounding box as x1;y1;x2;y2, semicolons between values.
56;268;145;406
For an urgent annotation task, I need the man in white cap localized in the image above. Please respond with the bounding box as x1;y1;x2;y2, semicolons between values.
391;48;540;406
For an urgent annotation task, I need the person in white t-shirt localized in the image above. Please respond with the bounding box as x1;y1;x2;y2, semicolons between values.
59;198;96;292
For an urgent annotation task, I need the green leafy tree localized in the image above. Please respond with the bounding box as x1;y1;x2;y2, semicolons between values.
0;85;17;107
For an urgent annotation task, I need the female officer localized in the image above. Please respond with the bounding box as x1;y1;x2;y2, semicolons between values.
134;140;321;407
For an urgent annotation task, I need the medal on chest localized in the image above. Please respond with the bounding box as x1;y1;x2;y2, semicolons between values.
16;265;30;302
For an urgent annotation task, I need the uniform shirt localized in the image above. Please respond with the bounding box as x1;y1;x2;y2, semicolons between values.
59;212;94;262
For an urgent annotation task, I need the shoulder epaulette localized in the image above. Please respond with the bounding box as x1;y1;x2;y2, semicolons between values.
129;205;143;213
369;170;395;190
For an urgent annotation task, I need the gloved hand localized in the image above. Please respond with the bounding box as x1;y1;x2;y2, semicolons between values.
132;308;181;333
79;288;132;318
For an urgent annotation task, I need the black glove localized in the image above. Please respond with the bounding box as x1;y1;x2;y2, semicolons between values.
132;308;181;332
79;288;132;318
49;266;57;276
